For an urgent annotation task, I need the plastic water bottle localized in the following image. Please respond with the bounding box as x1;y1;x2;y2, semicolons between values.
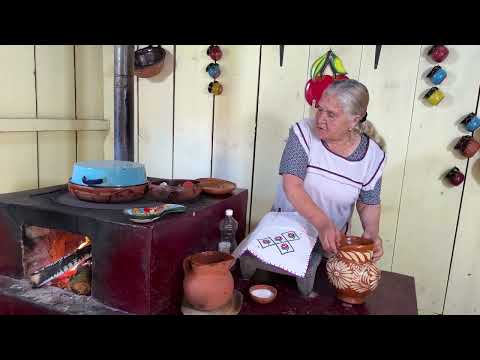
218;209;238;254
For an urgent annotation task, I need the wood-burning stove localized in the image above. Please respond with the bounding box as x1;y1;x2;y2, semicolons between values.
0;181;248;315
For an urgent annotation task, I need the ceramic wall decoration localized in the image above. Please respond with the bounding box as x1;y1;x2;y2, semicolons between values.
455;135;480;158
427;65;447;85
305;50;349;107
183;251;235;311
207;45;223;95
206;62;221;79
326;236;381;305
461;113;480;132
428;45;449;63
446;167;465;186
424;87;445;106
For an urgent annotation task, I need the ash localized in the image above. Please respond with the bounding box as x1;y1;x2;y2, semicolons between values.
0;275;128;315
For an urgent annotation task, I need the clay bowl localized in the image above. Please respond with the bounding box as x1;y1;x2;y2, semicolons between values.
195;178;236;195
148;179;202;203
249;284;277;304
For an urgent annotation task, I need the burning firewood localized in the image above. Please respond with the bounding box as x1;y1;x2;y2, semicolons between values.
68;264;92;296
30;245;92;288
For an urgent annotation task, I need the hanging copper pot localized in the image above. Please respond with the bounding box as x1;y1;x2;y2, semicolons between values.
134;45;166;78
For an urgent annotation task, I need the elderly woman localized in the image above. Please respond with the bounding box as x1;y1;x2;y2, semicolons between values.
273;79;386;261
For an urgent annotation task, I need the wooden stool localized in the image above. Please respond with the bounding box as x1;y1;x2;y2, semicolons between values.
239;243;323;297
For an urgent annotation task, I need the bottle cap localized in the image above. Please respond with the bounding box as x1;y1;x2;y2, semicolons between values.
226;209;233;216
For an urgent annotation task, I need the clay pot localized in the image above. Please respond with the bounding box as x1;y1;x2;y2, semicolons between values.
183;251;235;311
68;182;147;203
446;167;465;186
326;236;381;305
428;45;449;63
455;135;480;158
461;113;480;132
424;86;445;106
148;179;202;203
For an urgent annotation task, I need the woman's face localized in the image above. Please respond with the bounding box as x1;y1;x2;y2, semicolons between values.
314;94;358;142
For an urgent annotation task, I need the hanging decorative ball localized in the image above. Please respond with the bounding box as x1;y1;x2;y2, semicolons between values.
427;65;447;85
207;45;223;61
428;45;449;63
446;167;465;186
455;135;480;158
208;81;223;95
424;87;445;106
461;113;480;132
206;62;221;79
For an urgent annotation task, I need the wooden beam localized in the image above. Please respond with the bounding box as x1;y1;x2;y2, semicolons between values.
0;118;110;132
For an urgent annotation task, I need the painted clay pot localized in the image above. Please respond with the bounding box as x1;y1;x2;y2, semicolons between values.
208;81;223;95
461;113;480;132
455;135;480;158
206;62;221;79
428;45;449;63
424;87;445;106
183;251;235;311
427;65;447;85
446;167;465;186
326;236;381;305
207;45;223;61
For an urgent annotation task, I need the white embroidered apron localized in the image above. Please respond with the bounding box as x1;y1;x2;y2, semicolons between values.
273;118;386;233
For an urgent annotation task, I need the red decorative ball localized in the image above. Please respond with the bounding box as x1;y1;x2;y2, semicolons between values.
207;45;223;61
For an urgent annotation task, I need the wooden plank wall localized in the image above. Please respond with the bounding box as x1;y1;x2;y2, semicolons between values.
0;45;105;194
393;45;480;314
1;45;476;314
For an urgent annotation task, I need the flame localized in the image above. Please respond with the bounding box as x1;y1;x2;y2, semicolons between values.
78;236;91;250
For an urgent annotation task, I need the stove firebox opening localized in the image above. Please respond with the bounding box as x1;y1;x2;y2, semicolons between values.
22;226;92;296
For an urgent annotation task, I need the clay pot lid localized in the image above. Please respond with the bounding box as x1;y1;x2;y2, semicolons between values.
249;284;277;304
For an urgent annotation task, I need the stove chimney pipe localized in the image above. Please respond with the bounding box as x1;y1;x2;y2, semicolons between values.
113;45;135;161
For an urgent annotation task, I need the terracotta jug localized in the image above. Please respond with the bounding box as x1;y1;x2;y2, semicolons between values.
183;251;235;311
326;236;381;305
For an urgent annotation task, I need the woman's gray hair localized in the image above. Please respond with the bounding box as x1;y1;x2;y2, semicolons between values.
323;79;386;150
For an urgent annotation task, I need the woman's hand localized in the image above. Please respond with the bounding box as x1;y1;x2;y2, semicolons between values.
362;232;383;262
317;219;344;255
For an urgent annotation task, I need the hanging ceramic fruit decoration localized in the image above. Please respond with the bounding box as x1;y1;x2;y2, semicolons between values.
461;113;480;132
455;135;480;158
427;65;447;85
424;86;445;106
428;45;449;63
446;167;465;186
305;50;349;107
207;45;223;95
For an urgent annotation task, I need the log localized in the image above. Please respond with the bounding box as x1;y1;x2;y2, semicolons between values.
69;265;92;295
30;245;92;288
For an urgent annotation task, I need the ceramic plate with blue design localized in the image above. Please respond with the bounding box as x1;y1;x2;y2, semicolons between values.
123;204;186;221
